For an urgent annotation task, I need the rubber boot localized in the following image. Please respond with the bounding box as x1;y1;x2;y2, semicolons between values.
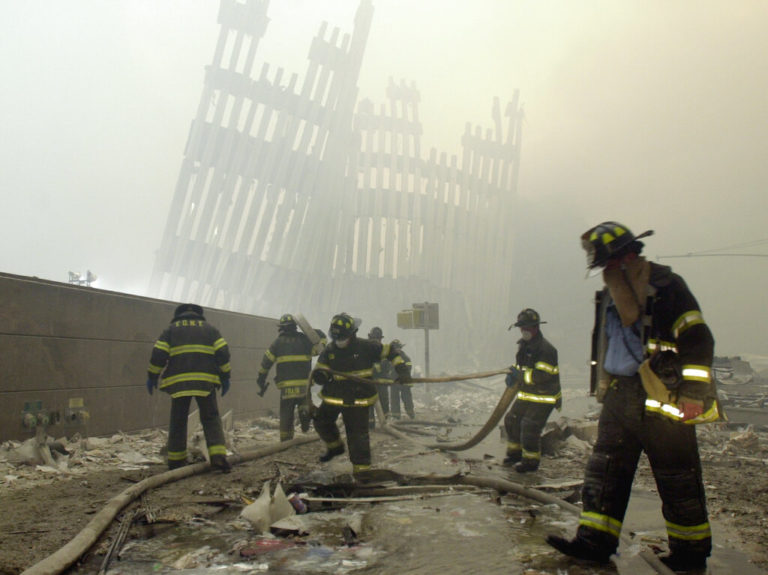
319;445;345;463
210;454;232;474
515;458;540;473
168;459;187;471
502;451;522;466
546;535;612;564
660;552;707;572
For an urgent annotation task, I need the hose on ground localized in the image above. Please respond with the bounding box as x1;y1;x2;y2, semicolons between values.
377;415;674;574
20;436;320;575
317;367;515;452
314;366;671;572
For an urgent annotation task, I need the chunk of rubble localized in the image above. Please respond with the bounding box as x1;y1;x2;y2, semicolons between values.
270;482;295;523
241;481;273;533
727;429;760;451
270;515;309;536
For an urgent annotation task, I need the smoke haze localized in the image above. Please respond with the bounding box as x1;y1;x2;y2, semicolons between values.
2;1;767;374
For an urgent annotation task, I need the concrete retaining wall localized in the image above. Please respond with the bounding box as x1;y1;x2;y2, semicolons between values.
0;272;282;442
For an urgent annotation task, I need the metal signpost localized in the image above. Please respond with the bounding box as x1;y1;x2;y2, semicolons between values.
397;302;439;377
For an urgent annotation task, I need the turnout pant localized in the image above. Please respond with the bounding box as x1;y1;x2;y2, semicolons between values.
504;398;554;462
369;384;390;427
314;401;371;471
577;375;711;558
167;393;226;466
279;395;312;441
391;384;414;418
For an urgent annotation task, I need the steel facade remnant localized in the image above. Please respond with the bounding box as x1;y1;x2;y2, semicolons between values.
149;0;522;369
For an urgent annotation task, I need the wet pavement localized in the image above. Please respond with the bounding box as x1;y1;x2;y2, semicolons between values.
65;381;765;574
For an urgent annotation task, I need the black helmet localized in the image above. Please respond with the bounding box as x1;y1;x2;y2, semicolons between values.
390;339;405;350
581;221;653;271
278;313;297;331
368;326;383;340
511;308;546;329
174;303;204;319
329;312;357;340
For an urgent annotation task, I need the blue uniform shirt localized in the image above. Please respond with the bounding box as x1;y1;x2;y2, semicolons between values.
603;305;643;376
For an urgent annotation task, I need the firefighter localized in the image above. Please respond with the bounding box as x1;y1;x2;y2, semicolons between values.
367;326;392;429
503;308;561;473
146;303;232;472
312;312;412;478
547;222;719;572
256;314;326;441
389;339;416;420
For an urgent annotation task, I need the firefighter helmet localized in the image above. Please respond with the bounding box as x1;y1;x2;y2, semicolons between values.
174;303;204;318
329;312;357;340
390;339;405;350
368;326;383;340
581;221;654;271
278;314;297;331
513;308;546;328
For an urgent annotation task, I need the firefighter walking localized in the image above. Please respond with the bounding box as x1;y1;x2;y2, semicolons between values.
503;308;561;473
146;303;232;472
256;314;325;442
547;221;720;572
311;313;411;478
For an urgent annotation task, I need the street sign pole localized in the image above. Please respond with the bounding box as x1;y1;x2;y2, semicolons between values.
424;325;430;378
397;301;439;388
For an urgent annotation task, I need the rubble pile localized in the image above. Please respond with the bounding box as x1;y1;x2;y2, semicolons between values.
714;355;768;410
0;416;284;494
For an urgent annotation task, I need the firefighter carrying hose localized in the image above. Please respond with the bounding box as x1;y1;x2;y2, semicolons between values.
547;221;720;572
389;339;416;420
367;326;391;429
256;314;326;441
311;312;411;479
503;308;561;473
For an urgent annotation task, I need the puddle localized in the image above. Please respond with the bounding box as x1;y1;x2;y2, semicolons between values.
82;484;625;575
71;385;761;575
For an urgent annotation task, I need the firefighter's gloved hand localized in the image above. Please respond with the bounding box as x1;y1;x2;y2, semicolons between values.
256;374;268;395
146;378;157;395
679;400;704;421
221;377;230;396
505;366;520;387
555;395;562;411
312;369;332;386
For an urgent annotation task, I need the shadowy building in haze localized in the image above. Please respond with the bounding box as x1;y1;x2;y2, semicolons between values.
148;0;522;371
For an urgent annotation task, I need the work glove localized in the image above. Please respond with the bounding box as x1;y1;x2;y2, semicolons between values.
221;377;230;396
679;400;704;422
505;366;520;387
312;369;332;386
257;374;268;396
146;378;157;395
555;396;562;412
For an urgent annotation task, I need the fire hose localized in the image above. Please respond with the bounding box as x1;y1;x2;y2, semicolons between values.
20;394;675;575
310;367;516;451
20;437;320;575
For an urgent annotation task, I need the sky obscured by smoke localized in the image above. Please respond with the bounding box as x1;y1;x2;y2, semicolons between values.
2;1;767;366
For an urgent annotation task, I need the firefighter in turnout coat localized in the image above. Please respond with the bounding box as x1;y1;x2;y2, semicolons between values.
503;308;562;473
547;222;719;573
257;314;326;441
147;303;232;472
367;326;391;429
312;313;412;477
